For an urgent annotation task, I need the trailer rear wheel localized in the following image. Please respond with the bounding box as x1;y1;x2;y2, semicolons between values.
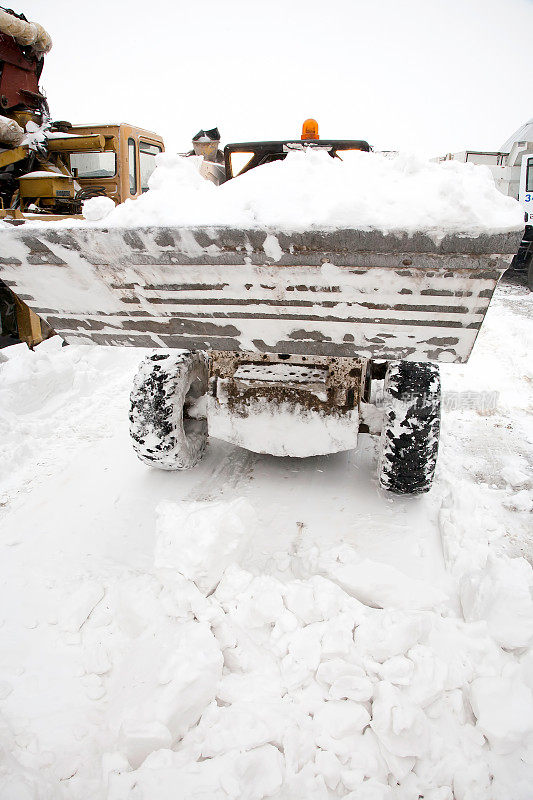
129;350;208;470
378;361;441;494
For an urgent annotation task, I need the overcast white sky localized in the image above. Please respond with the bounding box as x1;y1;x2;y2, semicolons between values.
15;0;532;156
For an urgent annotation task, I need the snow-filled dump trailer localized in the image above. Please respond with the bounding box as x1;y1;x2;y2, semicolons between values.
0;215;520;494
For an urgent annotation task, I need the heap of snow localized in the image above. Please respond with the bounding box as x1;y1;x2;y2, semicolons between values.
100;498;533;798
82;148;524;235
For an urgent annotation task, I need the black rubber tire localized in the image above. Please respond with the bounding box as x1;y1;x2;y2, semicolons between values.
378;361;441;495
527;257;533;292
129;350;208;470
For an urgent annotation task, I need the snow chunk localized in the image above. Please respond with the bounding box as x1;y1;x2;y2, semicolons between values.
503;488;533;513
118;720;172;770
470;676;533;754
82;195;115;221
107;619;222;766
195;700;287;757
501;463;531;489
314;700;371;739
325;558;446;611
344;780;393;800
329;674;374;702
122;744;284;800
263;233;283;261
355;610;430;662
370;681;429;758
460;556;533;649
155;498;255;594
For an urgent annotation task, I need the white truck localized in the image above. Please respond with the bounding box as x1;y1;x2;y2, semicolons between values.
438;118;533;289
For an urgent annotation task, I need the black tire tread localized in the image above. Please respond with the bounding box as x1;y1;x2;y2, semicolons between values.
129;350;208;471
378;361;441;495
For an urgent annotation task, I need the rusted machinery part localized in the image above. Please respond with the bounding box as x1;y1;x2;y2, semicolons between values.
0;9;52;56
210;350;365;412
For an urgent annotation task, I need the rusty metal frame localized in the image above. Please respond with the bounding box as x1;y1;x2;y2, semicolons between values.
209;350;366;414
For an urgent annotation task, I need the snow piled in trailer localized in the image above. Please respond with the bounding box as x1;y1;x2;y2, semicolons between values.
81;148;524;236
0;283;532;799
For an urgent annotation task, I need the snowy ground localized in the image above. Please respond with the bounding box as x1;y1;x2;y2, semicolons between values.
0;281;532;800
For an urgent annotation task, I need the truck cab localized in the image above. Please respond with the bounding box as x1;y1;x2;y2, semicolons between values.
66;123;164;205
0;122;165;219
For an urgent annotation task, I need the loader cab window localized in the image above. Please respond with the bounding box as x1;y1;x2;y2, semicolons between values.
128;138;137;194
69;152;116;178
333;148;365;164
527;158;533;192
229;151;254;178
140;141;162;192
225;140;371;180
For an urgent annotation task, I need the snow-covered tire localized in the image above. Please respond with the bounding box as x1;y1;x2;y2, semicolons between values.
378;361;441;495
129;350;208;471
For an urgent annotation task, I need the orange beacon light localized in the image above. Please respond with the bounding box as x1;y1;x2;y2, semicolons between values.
301;119;319;140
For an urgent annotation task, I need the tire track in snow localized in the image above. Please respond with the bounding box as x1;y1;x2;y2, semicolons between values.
185;445;259;502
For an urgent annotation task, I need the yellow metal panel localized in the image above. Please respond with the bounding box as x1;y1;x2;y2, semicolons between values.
0;145;28;168
103;137;117;152
14;297;43;348
0;211;83;221
19;174;74;198
0;209;24;219
47;134;105;152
